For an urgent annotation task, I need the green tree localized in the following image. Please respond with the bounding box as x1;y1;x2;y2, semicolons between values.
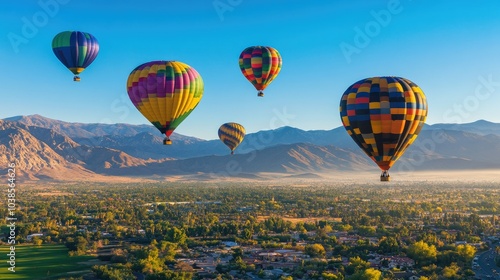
233;256;247;272
322;272;344;279
407;240;437;267
346;256;370;275
232;247;243;259
305;243;326;258
349;268;382;280
160;241;178;261
378;236;399;254
165;227;187;246
455;244;476;263
92;265;135;280
137;247;165;274
442;262;460;279
33;237;43;246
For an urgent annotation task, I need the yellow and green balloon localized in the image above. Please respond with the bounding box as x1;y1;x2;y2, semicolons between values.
127;61;204;145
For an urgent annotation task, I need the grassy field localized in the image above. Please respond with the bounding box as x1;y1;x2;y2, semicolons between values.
0;244;97;280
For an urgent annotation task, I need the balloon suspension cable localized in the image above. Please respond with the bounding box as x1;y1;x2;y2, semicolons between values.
257;91;264;97
73;76;81;82
163;137;172;145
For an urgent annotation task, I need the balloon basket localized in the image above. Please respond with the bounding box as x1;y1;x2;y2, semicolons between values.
380;176;390;181
257;91;264;97
163;138;172;145
73;76;81;82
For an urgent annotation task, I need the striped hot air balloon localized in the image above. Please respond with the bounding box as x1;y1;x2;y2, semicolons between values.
127;61;204;145
239;46;282;97
218;123;246;154
339;77;428;181
52;31;99;81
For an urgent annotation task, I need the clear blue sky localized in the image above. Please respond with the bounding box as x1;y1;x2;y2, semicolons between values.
2;0;500;140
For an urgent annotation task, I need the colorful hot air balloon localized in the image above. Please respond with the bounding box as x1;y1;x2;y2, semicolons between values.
339;77;428;181
239;46;282;97
127;61;204;145
52;31;99;81
218;123;246;155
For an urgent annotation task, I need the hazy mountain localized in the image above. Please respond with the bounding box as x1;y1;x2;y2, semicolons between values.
0;120;155;180
101;143;375;177
395;129;500;172
427;119;500;136
0;120;93;180
5;114;204;143
2;115;500;181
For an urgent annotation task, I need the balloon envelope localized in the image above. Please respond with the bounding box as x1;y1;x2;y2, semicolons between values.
218;123;245;154
52;31;99;80
127;61;204;144
239;46;282;96
339;77;428;171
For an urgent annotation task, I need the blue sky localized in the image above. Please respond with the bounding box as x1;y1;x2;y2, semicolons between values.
2;0;500;140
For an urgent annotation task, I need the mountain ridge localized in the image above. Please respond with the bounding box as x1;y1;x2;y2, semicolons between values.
2;115;500;181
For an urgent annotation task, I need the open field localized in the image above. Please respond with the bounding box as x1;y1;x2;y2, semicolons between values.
0;245;96;280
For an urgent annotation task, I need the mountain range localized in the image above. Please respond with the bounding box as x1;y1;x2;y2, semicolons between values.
1;114;500;181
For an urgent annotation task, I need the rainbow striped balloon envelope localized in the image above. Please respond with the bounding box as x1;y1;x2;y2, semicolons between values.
52;31;99;81
239;46;282;97
127;61;204;145
218;123;246;154
339;77;428;174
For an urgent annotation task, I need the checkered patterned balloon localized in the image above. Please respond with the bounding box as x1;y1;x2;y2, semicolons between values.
239;46;282;96
339;77;428;171
127;61;204;143
218;123;246;155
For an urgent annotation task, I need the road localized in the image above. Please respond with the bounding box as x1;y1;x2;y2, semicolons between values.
474;248;499;279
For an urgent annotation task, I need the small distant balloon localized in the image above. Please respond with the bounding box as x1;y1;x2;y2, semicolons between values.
52;31;99;82
339;76;428;181
218;122;246;155
127;60;204;145
239;46;282;97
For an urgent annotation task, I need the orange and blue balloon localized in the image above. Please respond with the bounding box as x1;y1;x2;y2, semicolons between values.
52;31;99;81
339;77;428;178
218;123;245;154
239;46;282;97
127;61;204;145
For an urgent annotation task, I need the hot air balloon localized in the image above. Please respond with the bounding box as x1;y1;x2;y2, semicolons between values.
218;122;245;155
127;61;204;145
239;46;282;97
339;77;428;181
52;31;99;81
